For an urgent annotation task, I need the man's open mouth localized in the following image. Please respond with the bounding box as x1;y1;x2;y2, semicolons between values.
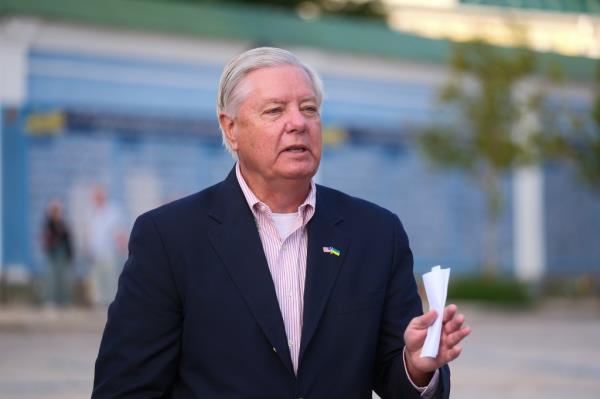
283;145;308;153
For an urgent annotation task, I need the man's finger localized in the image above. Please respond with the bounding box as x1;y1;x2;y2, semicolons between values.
411;309;438;329
443;313;465;334
443;326;471;347
445;345;462;363
443;304;457;323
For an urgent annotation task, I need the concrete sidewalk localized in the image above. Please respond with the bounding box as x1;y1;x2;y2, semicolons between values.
1;300;599;399
0;306;106;399
450;300;600;399
0;306;107;333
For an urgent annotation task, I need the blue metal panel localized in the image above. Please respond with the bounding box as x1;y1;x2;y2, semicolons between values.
28;49;220;118
1;107;31;268
542;98;600;276
27;49;439;128
544;161;600;275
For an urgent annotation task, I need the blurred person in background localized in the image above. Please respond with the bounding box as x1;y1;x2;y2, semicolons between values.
94;47;470;398
86;186;127;307
42;199;74;307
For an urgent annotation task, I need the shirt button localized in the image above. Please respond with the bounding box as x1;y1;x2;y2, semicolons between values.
288;340;294;347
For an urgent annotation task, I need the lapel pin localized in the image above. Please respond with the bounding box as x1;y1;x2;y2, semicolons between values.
322;246;341;256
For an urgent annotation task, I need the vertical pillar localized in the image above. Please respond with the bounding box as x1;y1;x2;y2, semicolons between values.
514;166;545;281
0;18;36;282
513;86;546;282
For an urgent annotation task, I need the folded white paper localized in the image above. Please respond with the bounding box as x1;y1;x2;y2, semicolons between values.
420;265;450;358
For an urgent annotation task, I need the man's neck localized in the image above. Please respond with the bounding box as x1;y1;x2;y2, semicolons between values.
238;165;311;213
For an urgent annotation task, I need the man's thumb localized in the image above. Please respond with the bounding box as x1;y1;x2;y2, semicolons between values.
414;309;438;329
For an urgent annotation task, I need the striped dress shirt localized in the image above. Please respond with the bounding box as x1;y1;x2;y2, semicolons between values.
236;164;315;374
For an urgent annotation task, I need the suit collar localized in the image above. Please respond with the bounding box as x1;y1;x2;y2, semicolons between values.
207;168;295;375
207;167;248;225
299;186;348;367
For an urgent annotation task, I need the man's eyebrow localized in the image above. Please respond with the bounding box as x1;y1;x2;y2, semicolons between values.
260;96;317;105
260;98;286;105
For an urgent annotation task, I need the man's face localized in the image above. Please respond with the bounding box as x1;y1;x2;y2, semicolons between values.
222;65;322;185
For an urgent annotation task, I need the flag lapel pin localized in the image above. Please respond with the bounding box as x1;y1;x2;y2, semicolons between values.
322;246;341;256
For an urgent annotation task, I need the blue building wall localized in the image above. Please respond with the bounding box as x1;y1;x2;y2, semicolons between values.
3;48;553;278
545;161;600;275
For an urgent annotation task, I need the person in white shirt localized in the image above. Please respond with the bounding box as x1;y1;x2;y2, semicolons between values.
87;186;126;306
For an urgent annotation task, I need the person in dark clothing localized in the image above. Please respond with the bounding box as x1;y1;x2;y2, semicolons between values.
42;199;74;306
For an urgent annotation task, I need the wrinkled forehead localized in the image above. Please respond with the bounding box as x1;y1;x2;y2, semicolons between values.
236;65;317;104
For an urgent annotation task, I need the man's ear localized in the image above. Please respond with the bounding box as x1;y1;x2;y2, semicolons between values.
219;113;238;152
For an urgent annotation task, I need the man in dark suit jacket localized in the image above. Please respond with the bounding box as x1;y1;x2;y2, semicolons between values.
93;47;470;398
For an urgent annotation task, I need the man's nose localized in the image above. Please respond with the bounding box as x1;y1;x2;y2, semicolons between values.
285;107;307;133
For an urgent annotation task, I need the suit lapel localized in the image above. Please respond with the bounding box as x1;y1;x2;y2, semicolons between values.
299;187;349;366
207;170;294;375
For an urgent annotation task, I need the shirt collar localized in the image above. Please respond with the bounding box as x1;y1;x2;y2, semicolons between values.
235;163;316;223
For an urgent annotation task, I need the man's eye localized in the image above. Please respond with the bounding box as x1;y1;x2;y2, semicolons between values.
302;106;318;114
265;108;282;114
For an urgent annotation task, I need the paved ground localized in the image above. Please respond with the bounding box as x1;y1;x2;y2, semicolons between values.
450;300;600;399
0;307;105;399
1;300;599;399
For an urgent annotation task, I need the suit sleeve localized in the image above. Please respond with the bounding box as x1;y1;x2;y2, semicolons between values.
373;215;450;399
92;213;182;398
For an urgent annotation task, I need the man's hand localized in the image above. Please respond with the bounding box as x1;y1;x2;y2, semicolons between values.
403;304;471;386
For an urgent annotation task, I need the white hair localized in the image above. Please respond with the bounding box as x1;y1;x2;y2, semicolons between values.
216;47;324;156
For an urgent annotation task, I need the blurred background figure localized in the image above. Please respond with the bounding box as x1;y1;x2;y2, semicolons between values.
86;187;127;307
41;199;73;307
